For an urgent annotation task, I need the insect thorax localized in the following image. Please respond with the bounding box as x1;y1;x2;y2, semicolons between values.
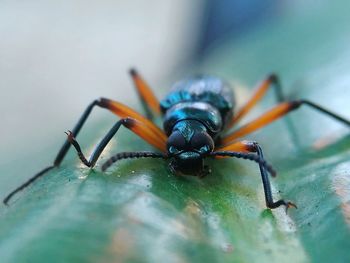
160;75;234;135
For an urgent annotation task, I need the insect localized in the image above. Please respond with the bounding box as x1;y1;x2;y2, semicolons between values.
4;69;350;209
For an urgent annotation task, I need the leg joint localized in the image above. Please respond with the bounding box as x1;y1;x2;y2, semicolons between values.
90;99;101;107
268;73;279;84
243;140;260;153
121;117;135;128
96;97;110;108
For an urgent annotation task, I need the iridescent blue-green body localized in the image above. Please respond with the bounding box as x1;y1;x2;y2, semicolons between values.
160;75;235;175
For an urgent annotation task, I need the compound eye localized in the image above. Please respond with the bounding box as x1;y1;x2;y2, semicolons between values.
191;132;214;152
167;131;186;153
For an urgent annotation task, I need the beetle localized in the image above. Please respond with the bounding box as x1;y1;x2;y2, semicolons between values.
4;69;350;209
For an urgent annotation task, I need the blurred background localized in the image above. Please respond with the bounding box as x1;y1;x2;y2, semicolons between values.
0;1;202;164
1;0;350;196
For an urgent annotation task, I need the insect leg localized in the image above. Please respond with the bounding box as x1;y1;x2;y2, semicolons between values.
215;140;257;153
3;100;101;205
67;98;167;165
4;98;166;205
229;74;285;126
54;100;101;166
213;141;296;210
98;98;167;144
252;144;296;209
129;68;161;120
66;117;166;167
222;100;350;145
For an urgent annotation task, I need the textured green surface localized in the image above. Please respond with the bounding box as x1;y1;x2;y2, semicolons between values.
1;2;350;263
0;136;310;263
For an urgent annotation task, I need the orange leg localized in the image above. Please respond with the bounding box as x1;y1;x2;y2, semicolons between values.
65;98;167;168
3;98;167;205
216;140;256;153
130;68;161;119
66;116;166;168
228;74;284;128
223;100;350;145
99;98;166;148
223;101;299;144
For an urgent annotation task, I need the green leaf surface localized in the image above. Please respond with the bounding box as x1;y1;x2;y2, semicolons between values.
1;2;350;263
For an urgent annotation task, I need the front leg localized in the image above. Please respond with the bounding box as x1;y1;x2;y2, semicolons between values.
66;117;166;168
252;143;296;210
215;140;296;210
3;97;168;205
